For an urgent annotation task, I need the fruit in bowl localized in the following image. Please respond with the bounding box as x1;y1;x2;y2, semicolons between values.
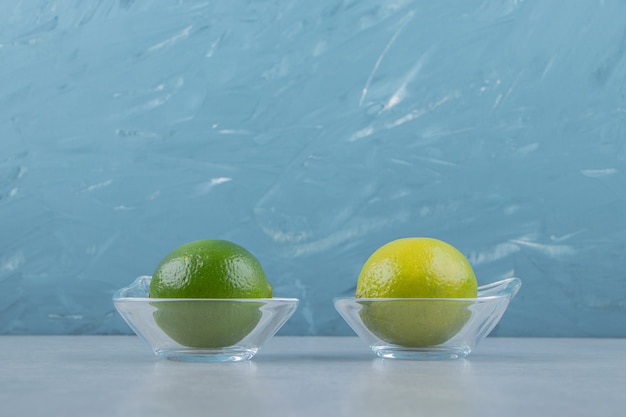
149;239;273;348
356;237;477;347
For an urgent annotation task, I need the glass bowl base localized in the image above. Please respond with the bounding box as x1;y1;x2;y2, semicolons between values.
155;346;259;362
371;344;471;360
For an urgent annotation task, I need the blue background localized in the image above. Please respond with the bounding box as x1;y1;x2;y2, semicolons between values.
1;0;625;337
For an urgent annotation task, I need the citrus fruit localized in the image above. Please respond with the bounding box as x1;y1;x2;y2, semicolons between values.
151;300;264;348
356;237;477;347
150;240;272;299
149;240;272;348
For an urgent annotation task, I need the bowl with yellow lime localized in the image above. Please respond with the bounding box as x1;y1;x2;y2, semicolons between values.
334;237;521;360
113;240;298;362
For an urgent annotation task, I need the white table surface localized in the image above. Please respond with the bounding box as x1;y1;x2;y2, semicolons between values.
1;336;624;417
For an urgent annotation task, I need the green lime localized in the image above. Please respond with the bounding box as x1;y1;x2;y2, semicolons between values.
149;240;272;348
152;301;263;348
356;237;477;347
150;240;272;299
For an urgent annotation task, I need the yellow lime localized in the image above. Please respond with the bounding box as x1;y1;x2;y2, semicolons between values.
356;237;477;347
149;240;272;348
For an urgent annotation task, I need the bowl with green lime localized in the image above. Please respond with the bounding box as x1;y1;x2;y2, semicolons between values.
334;237;521;360
113;240;299;362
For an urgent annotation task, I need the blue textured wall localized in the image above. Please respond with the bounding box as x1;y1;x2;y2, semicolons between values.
1;0;625;337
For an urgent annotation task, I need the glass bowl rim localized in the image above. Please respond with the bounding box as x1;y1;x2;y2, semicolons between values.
114;297;300;302
112;275;299;303
333;277;521;303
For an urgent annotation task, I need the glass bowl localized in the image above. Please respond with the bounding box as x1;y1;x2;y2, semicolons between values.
113;276;299;362
334;277;521;360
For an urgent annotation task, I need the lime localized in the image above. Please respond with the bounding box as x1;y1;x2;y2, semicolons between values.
356;237;477;347
152;300;263;348
149;240;272;348
150;240;272;299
